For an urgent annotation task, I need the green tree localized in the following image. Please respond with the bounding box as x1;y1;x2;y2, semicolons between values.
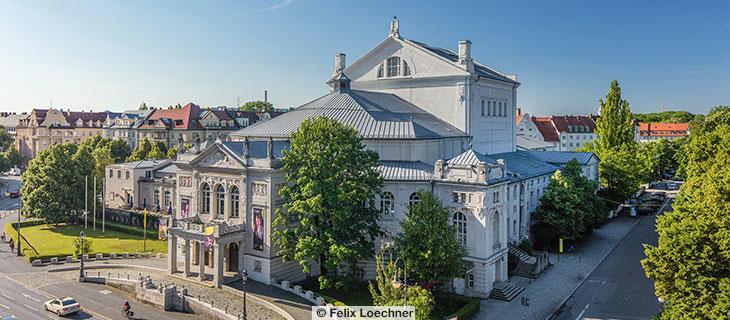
274;117;383;289
128;138;152;161
642;106;730;320
595;80;636;153
166;145;179;159
92;145;114;187
73;237;93;257
240;100;274;112
0;126;13;151
1;144;23;169
138;102;148;110
109;139;131;163
394;191;467;286
21;144;93;223
368;253;434;320
147;142;167;160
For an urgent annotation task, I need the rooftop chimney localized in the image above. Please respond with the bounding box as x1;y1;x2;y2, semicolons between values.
334;53;346;76
458;40;474;72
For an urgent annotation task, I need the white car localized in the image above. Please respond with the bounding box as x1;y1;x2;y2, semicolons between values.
44;297;81;316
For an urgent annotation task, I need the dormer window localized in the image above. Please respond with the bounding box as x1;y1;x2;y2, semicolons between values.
376;56;410;78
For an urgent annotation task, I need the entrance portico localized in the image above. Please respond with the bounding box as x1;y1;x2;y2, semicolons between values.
168;216;245;288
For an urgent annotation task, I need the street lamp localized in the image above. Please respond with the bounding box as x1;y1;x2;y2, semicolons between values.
79;231;85;281
238;269;248;320
391;257;407;305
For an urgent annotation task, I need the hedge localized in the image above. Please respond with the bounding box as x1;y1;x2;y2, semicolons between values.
449;298;481;319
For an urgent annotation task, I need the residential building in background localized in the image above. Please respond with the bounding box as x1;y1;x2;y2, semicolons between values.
525;114;598;151
105;110;149;149
516;109;554;151
15;109;107;159
637;122;690;143
0;112;28;138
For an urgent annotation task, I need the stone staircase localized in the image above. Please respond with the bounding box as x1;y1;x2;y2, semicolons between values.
509;244;539;279
489;281;525;302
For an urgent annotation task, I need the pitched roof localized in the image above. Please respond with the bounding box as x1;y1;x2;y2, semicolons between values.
527;151;597;165
446;149;495;166
489;151;560;180
0;113;27;128
407;39;518;84
516;135;555;150
64;111;108;128
550;115;597;133
230;89;468;140
378;161;433;181
140;103;201;129
221;140;290;159
638;122;690;137
532;116;559;142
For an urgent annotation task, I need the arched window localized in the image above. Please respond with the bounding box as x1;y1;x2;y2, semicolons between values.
377;64;384;78
230;186;240;218
408;192;421;207
386;57;401;77
403;60;411;76
453;211;467;246
201;183;211;214
380;192;395;216
216;184;225;220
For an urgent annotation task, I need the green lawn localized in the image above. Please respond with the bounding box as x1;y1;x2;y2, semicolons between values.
3;222;166;262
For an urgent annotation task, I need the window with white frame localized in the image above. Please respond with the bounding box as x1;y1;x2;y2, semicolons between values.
408;192;421;207
215;185;225;219
380;192;395;216
201;183;211;214
386;57;400;77
230;186;240;218
453;192;467;204
453;211;467;246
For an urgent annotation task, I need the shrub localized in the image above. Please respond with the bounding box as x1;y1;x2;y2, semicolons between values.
451;299;481;319
508;252;519;273
73;237;93;257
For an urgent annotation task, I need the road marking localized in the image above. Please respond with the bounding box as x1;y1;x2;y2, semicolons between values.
575;303;590;320
22;293;41;302
0;302;9;309
1;293;15;301
99;289;111;295
23;304;38;312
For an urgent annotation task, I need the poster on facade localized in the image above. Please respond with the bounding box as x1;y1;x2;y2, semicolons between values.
253;207;264;251
158;217;168;240
181;198;190;219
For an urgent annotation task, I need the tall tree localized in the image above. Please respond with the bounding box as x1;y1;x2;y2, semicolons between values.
0;126;13;151
394;191;467;286
147;142;167;159
595;80;635;153
240;100;274;112
21;144;93;223
128;138;152;161
369;253;434;320
109;139;131;163
642;106;730;319
274;117;383;289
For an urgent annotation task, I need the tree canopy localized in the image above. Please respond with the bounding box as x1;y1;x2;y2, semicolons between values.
642;106;730;319
21;144;93;223
273;117;383;289
632;111;701;124
240;100;274;112
394;191;467;286
127;138;152;161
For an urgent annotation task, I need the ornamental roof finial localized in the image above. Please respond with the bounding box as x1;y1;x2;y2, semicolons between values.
389;16;400;38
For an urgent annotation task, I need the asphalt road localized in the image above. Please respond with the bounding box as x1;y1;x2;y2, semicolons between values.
555;198;673;320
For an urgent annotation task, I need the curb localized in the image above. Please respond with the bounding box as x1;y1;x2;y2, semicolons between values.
47;264;166;273
545;217;641;320
222;285;297;320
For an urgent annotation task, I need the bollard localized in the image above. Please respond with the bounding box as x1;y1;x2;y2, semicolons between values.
97;271;100;277
127;274;130;280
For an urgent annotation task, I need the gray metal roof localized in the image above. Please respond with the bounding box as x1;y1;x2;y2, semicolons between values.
222;140;290;159
230;89;467;140
526;151;597;165
378;161;433;181
407;39;519;85
113;159;170;169
447;149;558;181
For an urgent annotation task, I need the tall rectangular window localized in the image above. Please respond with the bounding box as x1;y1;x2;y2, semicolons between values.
386;57;400;77
481;100;485;116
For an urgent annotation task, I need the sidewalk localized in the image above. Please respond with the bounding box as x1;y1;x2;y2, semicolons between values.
475;217;638;320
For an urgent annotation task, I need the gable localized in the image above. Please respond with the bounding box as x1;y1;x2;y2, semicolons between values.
191;144;246;170
345;37;468;83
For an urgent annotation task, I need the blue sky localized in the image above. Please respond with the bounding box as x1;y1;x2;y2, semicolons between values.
1;0;728;115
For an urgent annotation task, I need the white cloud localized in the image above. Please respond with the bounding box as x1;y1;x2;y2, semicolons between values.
257;0;296;12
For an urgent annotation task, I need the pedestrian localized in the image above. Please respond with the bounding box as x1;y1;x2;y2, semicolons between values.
9;238;14;252
0;232;5;242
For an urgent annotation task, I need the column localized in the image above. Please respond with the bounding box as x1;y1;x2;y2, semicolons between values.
198;242;206;281
167;235;177;274
213;242;224;288
184;239;191;276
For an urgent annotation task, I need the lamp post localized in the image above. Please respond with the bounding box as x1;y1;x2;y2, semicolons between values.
79;231;85;281
391;257;407;305
238;269;248;320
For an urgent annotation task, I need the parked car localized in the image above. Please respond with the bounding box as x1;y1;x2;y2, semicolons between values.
44;297;81;316
667;183;678;190
7;191;20;198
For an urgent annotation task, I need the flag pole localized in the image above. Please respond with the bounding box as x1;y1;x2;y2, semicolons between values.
93;175;97;231
84;175;88;229
143;208;147;252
